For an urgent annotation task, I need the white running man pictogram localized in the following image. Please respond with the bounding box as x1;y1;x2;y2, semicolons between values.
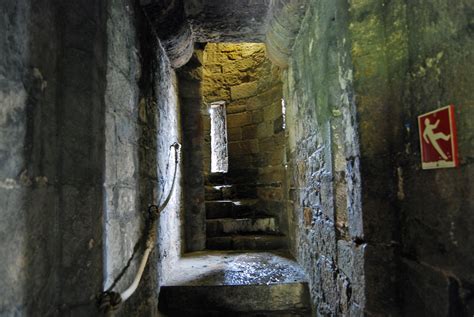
423;118;451;160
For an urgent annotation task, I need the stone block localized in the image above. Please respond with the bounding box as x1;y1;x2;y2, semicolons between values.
218;186;235;199
202;116;211;131
234;184;258;199
179;80;200;98
221;72;243;86
222;58;255;73
246;96;261;110
227;168;259;183
226;103;246;114
228;154;254;169
259;166;285;183
336;240;354;280
206;217;278;236
267;147;285;165
205;186;223;201
304;207;312;227
259;136;278;152
401;259;451;317
241;43;265;57
242;125;258;139
257;122;274;139
227;112;252;128
231;235;287;250
230;82;258;100
263;102;282;121
204;64;222;74
203;44;232;64
258;86;282;105
257;187;283;201
312;256;339;315
159;280;309;314
251;110;264;124
229;140;259;155
206;236;232;249
364;244;398;314
227;127;242;141
202;87;230;103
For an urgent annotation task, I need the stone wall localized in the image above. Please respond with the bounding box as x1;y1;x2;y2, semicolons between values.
285;0;474;315
153;40;183;306
101;0;185;315
283;0;364;315
104;0;142;313
1;0;108;315
398;0;474;314
347;0;408;314
178;46;207;252
0;0;183;315
1;1;62;315
348;0;474;314
104;0;184;315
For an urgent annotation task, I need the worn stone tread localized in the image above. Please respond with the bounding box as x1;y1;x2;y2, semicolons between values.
206;217;279;236
207;234;287;250
159;283;311;315
206;199;262;219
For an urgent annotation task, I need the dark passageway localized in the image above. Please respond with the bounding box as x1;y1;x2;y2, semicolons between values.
1;0;473;316
183;43;289;252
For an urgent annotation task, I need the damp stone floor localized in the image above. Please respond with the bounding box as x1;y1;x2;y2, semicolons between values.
163;250;307;286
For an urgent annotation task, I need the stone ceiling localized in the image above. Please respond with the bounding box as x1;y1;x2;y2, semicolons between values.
140;0;308;68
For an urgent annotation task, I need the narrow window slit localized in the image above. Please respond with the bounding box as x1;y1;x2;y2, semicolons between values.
210;101;228;173
281;98;286;130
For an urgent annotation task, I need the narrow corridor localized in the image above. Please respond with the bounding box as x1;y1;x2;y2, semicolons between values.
1;0;473;316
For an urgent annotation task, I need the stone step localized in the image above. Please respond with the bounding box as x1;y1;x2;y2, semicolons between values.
159;283;311;316
206;235;287;250
159;251;310;316
206;217;279;237
205;184;257;201
206;168;259;185
206;199;262;219
205;185;235;200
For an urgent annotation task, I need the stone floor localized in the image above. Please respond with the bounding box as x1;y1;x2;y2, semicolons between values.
158;251;312;316
163;250;307;286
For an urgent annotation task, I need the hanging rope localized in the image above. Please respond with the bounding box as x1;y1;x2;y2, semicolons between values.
96;142;181;315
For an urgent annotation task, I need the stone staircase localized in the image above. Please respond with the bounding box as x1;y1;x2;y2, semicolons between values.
205;171;287;250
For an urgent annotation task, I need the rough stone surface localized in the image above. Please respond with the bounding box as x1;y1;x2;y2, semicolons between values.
265;0;309;68
1;1;60;315
140;0;194;68
178;48;207;252
184;0;271;42
103;1;186;315
206;217;278;237
344;0;474;315
1;0;109;315
104;1;142;312
0;1;184;315
142;1;308;69
2;0;474;315
163;251;306;285
282;0;364;314
397;0;474;315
